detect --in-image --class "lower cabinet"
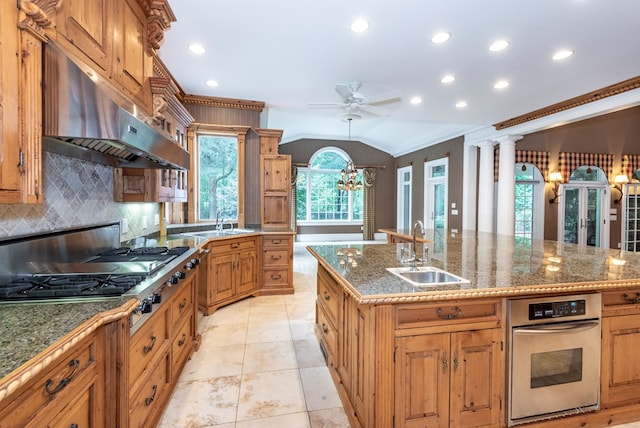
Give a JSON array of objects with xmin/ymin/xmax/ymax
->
[
  {"xmin": 199, "ymin": 236, "xmax": 258, "ymax": 315},
  {"xmin": 394, "ymin": 328, "xmax": 503, "ymax": 428},
  {"xmin": 261, "ymin": 234, "xmax": 294, "ymax": 295},
  {"xmin": 601, "ymin": 288, "xmax": 640, "ymax": 409}
]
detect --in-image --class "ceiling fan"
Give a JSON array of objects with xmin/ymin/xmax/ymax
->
[{"xmin": 308, "ymin": 81, "xmax": 402, "ymax": 121}]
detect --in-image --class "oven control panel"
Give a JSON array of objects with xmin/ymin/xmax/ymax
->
[{"xmin": 529, "ymin": 299, "xmax": 586, "ymax": 320}]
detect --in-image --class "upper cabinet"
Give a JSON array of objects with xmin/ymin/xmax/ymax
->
[{"xmin": 256, "ymin": 129, "xmax": 292, "ymax": 230}]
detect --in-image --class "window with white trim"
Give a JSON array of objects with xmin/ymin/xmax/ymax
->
[{"xmin": 296, "ymin": 148, "xmax": 362, "ymax": 224}]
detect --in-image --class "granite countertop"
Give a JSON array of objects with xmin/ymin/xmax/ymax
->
[{"xmin": 307, "ymin": 230, "xmax": 640, "ymax": 304}]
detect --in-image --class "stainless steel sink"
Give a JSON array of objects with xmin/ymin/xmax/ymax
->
[
  {"xmin": 184, "ymin": 229, "xmax": 254, "ymax": 238},
  {"xmin": 386, "ymin": 266, "xmax": 470, "ymax": 287}
]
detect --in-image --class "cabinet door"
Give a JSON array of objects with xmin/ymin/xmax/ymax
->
[
  {"xmin": 113, "ymin": 0, "xmax": 148, "ymax": 104},
  {"xmin": 55, "ymin": 0, "xmax": 110, "ymax": 72},
  {"xmin": 449, "ymin": 329, "xmax": 503, "ymax": 428},
  {"xmin": 211, "ymin": 253, "xmax": 235, "ymax": 302},
  {"xmin": 601, "ymin": 314, "xmax": 640, "ymax": 408},
  {"xmin": 395, "ymin": 334, "xmax": 450, "ymax": 428},
  {"xmin": 237, "ymin": 249, "xmax": 257, "ymax": 294},
  {"xmin": 263, "ymin": 156, "xmax": 290, "ymax": 192}
]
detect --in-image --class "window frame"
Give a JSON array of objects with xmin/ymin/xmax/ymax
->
[{"xmin": 296, "ymin": 147, "xmax": 363, "ymax": 226}]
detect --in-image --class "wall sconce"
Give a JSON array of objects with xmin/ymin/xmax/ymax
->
[
  {"xmin": 548, "ymin": 171, "xmax": 563, "ymax": 204},
  {"xmin": 612, "ymin": 174, "xmax": 629, "ymax": 204}
]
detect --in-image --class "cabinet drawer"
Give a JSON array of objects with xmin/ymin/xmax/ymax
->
[
  {"xmin": 209, "ymin": 237, "xmax": 256, "ymax": 255},
  {"xmin": 317, "ymin": 267, "xmax": 341, "ymax": 326},
  {"xmin": 263, "ymin": 249, "xmax": 290, "ymax": 267},
  {"xmin": 263, "ymin": 236, "xmax": 291, "ymax": 248},
  {"xmin": 263, "ymin": 269, "xmax": 289, "ymax": 289},
  {"xmin": 603, "ymin": 288, "xmax": 640, "ymax": 316},
  {"xmin": 130, "ymin": 307, "xmax": 168, "ymax": 389},
  {"xmin": 171, "ymin": 278, "xmax": 195, "ymax": 326},
  {"xmin": 129, "ymin": 351, "xmax": 170, "ymax": 428},
  {"xmin": 396, "ymin": 300, "xmax": 501, "ymax": 330},
  {"xmin": 316, "ymin": 303, "xmax": 337, "ymax": 362},
  {"xmin": 0, "ymin": 332, "xmax": 99, "ymax": 428},
  {"xmin": 172, "ymin": 313, "xmax": 194, "ymax": 375}
]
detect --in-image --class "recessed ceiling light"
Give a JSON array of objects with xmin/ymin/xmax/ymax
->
[
  {"xmin": 431, "ymin": 32, "xmax": 451, "ymax": 44},
  {"xmin": 489, "ymin": 40, "xmax": 509, "ymax": 52},
  {"xmin": 494, "ymin": 80, "xmax": 510, "ymax": 89},
  {"xmin": 410, "ymin": 96, "xmax": 422, "ymax": 105},
  {"xmin": 350, "ymin": 19, "xmax": 370, "ymax": 33},
  {"xmin": 553, "ymin": 49, "xmax": 574, "ymax": 60},
  {"xmin": 441, "ymin": 74, "xmax": 455, "ymax": 84},
  {"xmin": 188, "ymin": 43, "xmax": 206, "ymax": 55},
  {"xmin": 206, "ymin": 80, "xmax": 219, "ymax": 87},
  {"xmin": 456, "ymin": 101, "xmax": 468, "ymax": 108}
]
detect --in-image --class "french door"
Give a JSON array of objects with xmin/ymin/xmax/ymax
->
[
  {"xmin": 559, "ymin": 184, "xmax": 609, "ymax": 248},
  {"xmin": 424, "ymin": 159, "xmax": 448, "ymax": 231},
  {"xmin": 397, "ymin": 166, "xmax": 412, "ymax": 230}
]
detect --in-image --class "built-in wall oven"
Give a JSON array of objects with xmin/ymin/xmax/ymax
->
[{"xmin": 508, "ymin": 293, "xmax": 601, "ymax": 426}]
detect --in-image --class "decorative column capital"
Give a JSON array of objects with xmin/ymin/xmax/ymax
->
[
  {"xmin": 496, "ymin": 134, "xmax": 523, "ymax": 145},
  {"xmin": 475, "ymin": 140, "xmax": 498, "ymax": 149},
  {"xmin": 18, "ymin": 0, "xmax": 61, "ymax": 42}
]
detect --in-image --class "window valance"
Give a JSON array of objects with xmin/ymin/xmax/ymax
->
[
  {"xmin": 558, "ymin": 152, "xmax": 613, "ymax": 183},
  {"xmin": 621, "ymin": 154, "xmax": 640, "ymax": 180},
  {"xmin": 493, "ymin": 149, "xmax": 549, "ymax": 181}
]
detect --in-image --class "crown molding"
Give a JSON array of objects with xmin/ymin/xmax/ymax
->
[{"xmin": 183, "ymin": 94, "xmax": 265, "ymax": 112}]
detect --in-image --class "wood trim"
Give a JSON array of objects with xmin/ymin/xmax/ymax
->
[
  {"xmin": 17, "ymin": 0, "xmax": 60, "ymax": 42},
  {"xmin": 190, "ymin": 123, "xmax": 251, "ymax": 136},
  {"xmin": 254, "ymin": 128, "xmax": 284, "ymax": 140},
  {"xmin": 494, "ymin": 76, "xmax": 640, "ymax": 130},
  {"xmin": 183, "ymin": 94, "xmax": 266, "ymax": 112}
]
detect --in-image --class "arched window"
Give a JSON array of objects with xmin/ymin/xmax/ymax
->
[
  {"xmin": 296, "ymin": 148, "xmax": 363, "ymax": 223},
  {"xmin": 515, "ymin": 163, "xmax": 545, "ymax": 239}
]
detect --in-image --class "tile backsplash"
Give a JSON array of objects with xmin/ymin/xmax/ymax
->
[{"xmin": 0, "ymin": 151, "xmax": 159, "ymax": 241}]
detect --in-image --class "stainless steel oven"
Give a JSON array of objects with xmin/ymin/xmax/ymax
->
[{"xmin": 508, "ymin": 293, "xmax": 601, "ymax": 426}]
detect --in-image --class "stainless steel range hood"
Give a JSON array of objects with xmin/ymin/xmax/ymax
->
[{"xmin": 42, "ymin": 43, "xmax": 190, "ymax": 170}]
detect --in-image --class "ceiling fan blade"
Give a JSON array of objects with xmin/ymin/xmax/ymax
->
[
  {"xmin": 308, "ymin": 102, "xmax": 347, "ymax": 109},
  {"xmin": 366, "ymin": 90, "xmax": 403, "ymax": 106},
  {"xmin": 335, "ymin": 84, "xmax": 354, "ymax": 102},
  {"xmin": 360, "ymin": 104, "xmax": 391, "ymax": 117}
]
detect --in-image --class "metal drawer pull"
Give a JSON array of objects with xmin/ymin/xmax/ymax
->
[
  {"xmin": 271, "ymin": 255, "xmax": 281, "ymax": 260},
  {"xmin": 272, "ymin": 240, "xmax": 281, "ymax": 244},
  {"xmin": 231, "ymin": 243, "xmax": 239, "ymax": 249},
  {"xmin": 70, "ymin": 424, "xmax": 78, "ymax": 428},
  {"xmin": 178, "ymin": 333, "xmax": 187, "ymax": 346},
  {"xmin": 145, "ymin": 385, "xmax": 158, "ymax": 406},
  {"xmin": 45, "ymin": 359, "xmax": 80, "ymax": 394},
  {"xmin": 442, "ymin": 351, "xmax": 448, "ymax": 374},
  {"xmin": 623, "ymin": 292, "xmax": 640, "ymax": 304},
  {"xmin": 179, "ymin": 298, "xmax": 187, "ymax": 310},
  {"xmin": 271, "ymin": 274, "xmax": 282, "ymax": 280},
  {"xmin": 322, "ymin": 323, "xmax": 329, "ymax": 334},
  {"xmin": 143, "ymin": 335, "xmax": 157, "ymax": 355},
  {"xmin": 324, "ymin": 291, "xmax": 330, "ymax": 300},
  {"xmin": 453, "ymin": 349, "xmax": 459, "ymax": 372},
  {"xmin": 437, "ymin": 307, "xmax": 462, "ymax": 320}
]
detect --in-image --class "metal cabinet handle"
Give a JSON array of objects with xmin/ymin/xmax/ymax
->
[
  {"xmin": 45, "ymin": 359, "xmax": 80, "ymax": 394},
  {"xmin": 453, "ymin": 349, "xmax": 459, "ymax": 372},
  {"xmin": 323, "ymin": 291, "xmax": 330, "ymax": 301},
  {"xmin": 271, "ymin": 274, "xmax": 282, "ymax": 280},
  {"xmin": 271, "ymin": 255, "xmax": 282, "ymax": 260},
  {"xmin": 272, "ymin": 240, "xmax": 281, "ymax": 244},
  {"xmin": 70, "ymin": 424, "xmax": 78, "ymax": 428},
  {"xmin": 179, "ymin": 298, "xmax": 187, "ymax": 310},
  {"xmin": 437, "ymin": 307, "xmax": 462, "ymax": 320},
  {"xmin": 322, "ymin": 323, "xmax": 329, "ymax": 334},
  {"xmin": 143, "ymin": 335, "xmax": 157, "ymax": 355},
  {"xmin": 442, "ymin": 351, "xmax": 448, "ymax": 374},
  {"xmin": 231, "ymin": 243, "xmax": 239, "ymax": 249},
  {"xmin": 178, "ymin": 333, "xmax": 187, "ymax": 347},
  {"xmin": 145, "ymin": 385, "xmax": 158, "ymax": 406},
  {"xmin": 623, "ymin": 292, "xmax": 640, "ymax": 304}
]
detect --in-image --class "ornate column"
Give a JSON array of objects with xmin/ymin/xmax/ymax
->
[
  {"xmin": 496, "ymin": 135, "xmax": 523, "ymax": 236},
  {"xmin": 362, "ymin": 168, "xmax": 377, "ymax": 240},
  {"xmin": 477, "ymin": 140, "xmax": 497, "ymax": 233}
]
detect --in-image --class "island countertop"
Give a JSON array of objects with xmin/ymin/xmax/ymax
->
[{"xmin": 307, "ymin": 230, "xmax": 640, "ymax": 304}]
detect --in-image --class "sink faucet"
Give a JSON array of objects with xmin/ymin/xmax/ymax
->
[
  {"xmin": 407, "ymin": 220, "xmax": 425, "ymax": 271},
  {"xmin": 215, "ymin": 212, "xmax": 224, "ymax": 232}
]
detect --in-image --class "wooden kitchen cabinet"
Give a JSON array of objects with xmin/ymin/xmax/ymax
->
[
  {"xmin": 261, "ymin": 234, "xmax": 294, "ymax": 295},
  {"xmin": 256, "ymin": 129, "xmax": 292, "ymax": 230},
  {"xmin": 601, "ymin": 288, "xmax": 640, "ymax": 409},
  {"xmin": 199, "ymin": 236, "xmax": 258, "ymax": 315},
  {"xmin": 114, "ymin": 168, "xmax": 187, "ymax": 203},
  {"xmin": 394, "ymin": 328, "xmax": 503, "ymax": 428}
]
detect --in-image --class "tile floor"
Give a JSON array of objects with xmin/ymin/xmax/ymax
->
[
  {"xmin": 158, "ymin": 241, "xmax": 640, "ymax": 428},
  {"xmin": 158, "ymin": 242, "xmax": 349, "ymax": 427}
]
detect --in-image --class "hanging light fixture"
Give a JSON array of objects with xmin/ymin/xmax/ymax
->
[{"xmin": 337, "ymin": 118, "xmax": 363, "ymax": 191}]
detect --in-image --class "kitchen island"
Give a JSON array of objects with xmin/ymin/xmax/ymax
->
[{"xmin": 308, "ymin": 230, "xmax": 640, "ymax": 427}]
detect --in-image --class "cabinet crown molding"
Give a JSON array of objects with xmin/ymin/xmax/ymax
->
[{"xmin": 18, "ymin": 0, "xmax": 60, "ymax": 41}]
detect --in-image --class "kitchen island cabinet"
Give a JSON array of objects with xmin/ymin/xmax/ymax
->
[{"xmin": 308, "ymin": 230, "xmax": 640, "ymax": 428}]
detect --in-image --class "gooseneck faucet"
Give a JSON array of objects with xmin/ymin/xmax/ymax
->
[{"xmin": 407, "ymin": 220, "xmax": 425, "ymax": 271}]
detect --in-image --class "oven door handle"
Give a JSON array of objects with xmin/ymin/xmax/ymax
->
[{"xmin": 513, "ymin": 321, "xmax": 599, "ymax": 335}]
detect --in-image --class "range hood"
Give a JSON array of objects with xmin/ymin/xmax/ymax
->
[{"xmin": 42, "ymin": 43, "xmax": 190, "ymax": 170}]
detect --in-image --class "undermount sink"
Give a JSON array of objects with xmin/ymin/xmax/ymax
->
[
  {"xmin": 184, "ymin": 229, "xmax": 254, "ymax": 238},
  {"xmin": 386, "ymin": 266, "xmax": 470, "ymax": 287}
]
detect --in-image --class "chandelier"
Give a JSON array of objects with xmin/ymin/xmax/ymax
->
[{"xmin": 336, "ymin": 117, "xmax": 363, "ymax": 191}]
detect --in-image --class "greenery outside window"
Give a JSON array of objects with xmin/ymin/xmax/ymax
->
[
  {"xmin": 297, "ymin": 148, "xmax": 363, "ymax": 224},
  {"xmin": 515, "ymin": 163, "xmax": 544, "ymax": 240},
  {"xmin": 197, "ymin": 134, "xmax": 238, "ymax": 221}
]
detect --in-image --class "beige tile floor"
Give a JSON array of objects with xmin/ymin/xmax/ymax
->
[
  {"xmin": 158, "ymin": 242, "xmax": 350, "ymax": 427},
  {"xmin": 159, "ymin": 241, "xmax": 640, "ymax": 428}
]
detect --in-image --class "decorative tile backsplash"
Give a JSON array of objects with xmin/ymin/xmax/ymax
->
[{"xmin": 0, "ymin": 151, "xmax": 159, "ymax": 242}]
